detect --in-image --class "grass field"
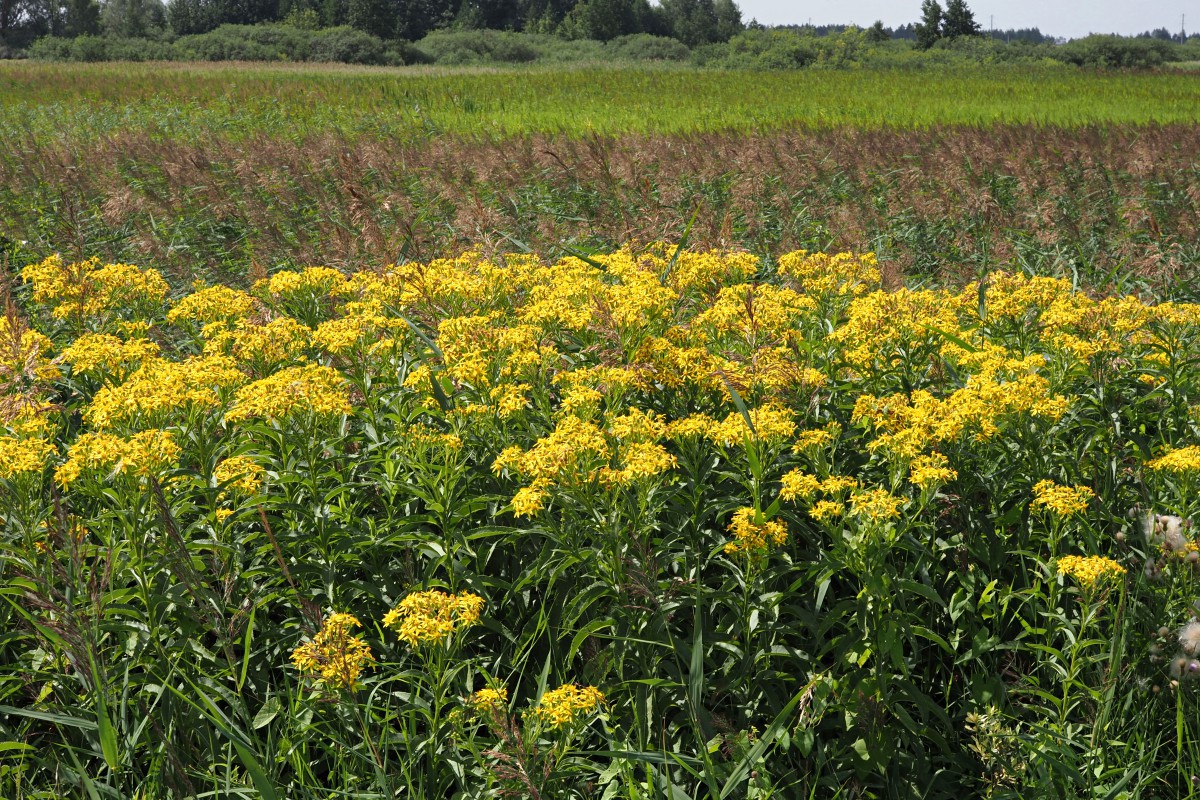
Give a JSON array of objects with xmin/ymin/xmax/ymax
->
[
  {"xmin": 4, "ymin": 61, "xmax": 1200, "ymax": 798},
  {"xmin": 3, "ymin": 62, "xmax": 1200, "ymax": 140}
]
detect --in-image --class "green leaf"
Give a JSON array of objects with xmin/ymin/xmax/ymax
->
[
  {"xmin": 0, "ymin": 706, "xmax": 97, "ymax": 731},
  {"xmin": 919, "ymin": 322, "xmax": 978, "ymax": 354},
  {"xmin": 87, "ymin": 652, "xmax": 119, "ymax": 772},
  {"xmin": 661, "ymin": 206, "xmax": 699, "ymax": 284},
  {"xmin": 567, "ymin": 618, "xmax": 614, "ymax": 663},
  {"xmin": 718, "ymin": 373, "xmax": 755, "ymax": 437}
]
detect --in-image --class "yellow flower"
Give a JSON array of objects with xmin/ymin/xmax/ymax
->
[
  {"xmin": 724, "ymin": 507, "xmax": 788, "ymax": 555},
  {"xmin": 665, "ymin": 414, "xmax": 717, "ymax": 441},
  {"xmin": 1031, "ymin": 480, "xmax": 1094, "ymax": 519},
  {"xmin": 489, "ymin": 383, "xmax": 530, "ymax": 418},
  {"xmin": 777, "ymin": 250, "xmax": 881, "ymax": 297},
  {"xmin": 55, "ymin": 429, "xmax": 180, "ymax": 487},
  {"xmin": 1056, "ymin": 555, "xmax": 1126, "ymax": 590},
  {"xmin": 708, "ymin": 404, "xmax": 796, "ymax": 447},
  {"xmin": 849, "ymin": 488, "xmax": 903, "ymax": 522},
  {"xmin": 61, "ymin": 333, "xmax": 160, "ymax": 379},
  {"xmin": 0, "ymin": 436, "xmax": 55, "ymax": 480},
  {"xmin": 0, "ymin": 316, "xmax": 59, "ymax": 389},
  {"xmin": 533, "ymin": 684, "xmax": 605, "ymax": 730},
  {"xmin": 85, "ymin": 355, "xmax": 244, "ymax": 429},
  {"xmin": 779, "ymin": 469, "xmax": 820, "ymax": 502},
  {"xmin": 382, "ymin": 590, "xmax": 484, "ymax": 648},
  {"xmin": 22, "ymin": 255, "xmax": 168, "ymax": 322},
  {"xmin": 693, "ymin": 282, "xmax": 816, "ymax": 342},
  {"xmin": 205, "ymin": 317, "xmax": 311, "ymax": 370},
  {"xmin": 819, "ymin": 476, "xmax": 859, "ymax": 496},
  {"xmin": 493, "ymin": 416, "xmax": 610, "ymax": 511},
  {"xmin": 290, "ymin": 613, "xmax": 374, "ymax": 691},
  {"xmin": 225, "ymin": 364, "xmax": 352, "ymax": 423},
  {"xmin": 468, "ymin": 687, "xmax": 509, "ymax": 715},
  {"xmin": 792, "ymin": 424, "xmax": 840, "ymax": 454},
  {"xmin": 213, "ymin": 455, "xmax": 265, "ymax": 497},
  {"xmin": 909, "ymin": 453, "xmax": 957, "ymax": 490},
  {"xmin": 1146, "ymin": 446, "xmax": 1200, "ymax": 475},
  {"xmin": 167, "ymin": 284, "xmax": 256, "ymax": 326},
  {"xmin": 809, "ymin": 500, "xmax": 845, "ymax": 523},
  {"xmin": 258, "ymin": 266, "xmax": 345, "ymax": 300},
  {"xmin": 510, "ymin": 483, "xmax": 549, "ymax": 518}
]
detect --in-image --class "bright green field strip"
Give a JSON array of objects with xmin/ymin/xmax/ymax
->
[{"xmin": 3, "ymin": 61, "xmax": 1199, "ymax": 140}]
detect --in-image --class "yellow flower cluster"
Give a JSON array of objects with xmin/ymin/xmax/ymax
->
[
  {"xmin": 831, "ymin": 287, "xmax": 966, "ymax": 371},
  {"xmin": 779, "ymin": 469, "xmax": 820, "ymax": 501},
  {"xmin": 1031, "ymin": 480, "xmax": 1095, "ymax": 519},
  {"xmin": 55, "ymin": 429, "xmax": 180, "ymax": 487},
  {"xmin": 225, "ymin": 364, "xmax": 352, "ymax": 422},
  {"xmin": 725, "ymin": 507, "xmax": 788, "ymax": 555},
  {"xmin": 1146, "ymin": 446, "xmax": 1200, "ymax": 475},
  {"xmin": 290, "ymin": 613, "xmax": 374, "ymax": 690},
  {"xmin": 0, "ymin": 319, "xmax": 59, "ymax": 390},
  {"xmin": 1056, "ymin": 555, "xmax": 1126, "ymax": 590},
  {"xmin": 793, "ymin": 424, "xmax": 840, "ymax": 454},
  {"xmin": 849, "ymin": 488, "xmax": 903, "ymax": 523},
  {"xmin": 708, "ymin": 405, "xmax": 796, "ymax": 447},
  {"xmin": 213, "ymin": 455, "xmax": 265, "ymax": 496},
  {"xmin": 85, "ymin": 355, "xmax": 245, "ymax": 429},
  {"xmin": 533, "ymin": 684, "xmax": 605, "ymax": 729},
  {"xmin": 403, "ymin": 422, "xmax": 464, "ymax": 451},
  {"xmin": 22, "ymin": 255, "xmax": 168, "ymax": 322},
  {"xmin": 776, "ymin": 250, "xmax": 881, "ymax": 298},
  {"xmin": 204, "ymin": 317, "xmax": 311, "ymax": 370},
  {"xmin": 694, "ymin": 283, "xmax": 816, "ymax": 343},
  {"xmin": 257, "ymin": 266, "xmax": 346, "ymax": 300},
  {"xmin": 0, "ymin": 435, "xmax": 55, "ymax": 480},
  {"xmin": 493, "ymin": 416, "xmax": 611, "ymax": 516},
  {"xmin": 311, "ymin": 314, "xmax": 394, "ymax": 355},
  {"xmin": 853, "ymin": 370, "xmax": 1069, "ymax": 461},
  {"xmin": 909, "ymin": 452, "xmax": 957, "ymax": 490},
  {"xmin": 468, "ymin": 686, "xmax": 509, "ymax": 714},
  {"xmin": 809, "ymin": 500, "xmax": 846, "ymax": 522},
  {"xmin": 382, "ymin": 590, "xmax": 484, "ymax": 647},
  {"xmin": 61, "ymin": 333, "xmax": 160, "ymax": 378},
  {"xmin": 167, "ymin": 284, "xmax": 256, "ymax": 325}
]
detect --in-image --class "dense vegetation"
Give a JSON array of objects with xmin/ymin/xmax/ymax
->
[
  {"xmin": 4, "ymin": 48, "xmax": 1200, "ymax": 799},
  {"xmin": 5, "ymin": 244, "xmax": 1200, "ymax": 798},
  {"xmin": 12, "ymin": 24, "xmax": 1200, "ymax": 67}
]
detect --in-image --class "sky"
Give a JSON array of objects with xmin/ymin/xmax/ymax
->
[{"xmin": 734, "ymin": 1, "xmax": 1194, "ymax": 39}]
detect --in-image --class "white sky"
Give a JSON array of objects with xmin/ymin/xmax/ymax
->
[{"xmin": 735, "ymin": 1, "xmax": 1195, "ymax": 39}]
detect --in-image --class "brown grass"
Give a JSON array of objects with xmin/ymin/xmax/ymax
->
[{"xmin": 3, "ymin": 124, "xmax": 1198, "ymax": 289}]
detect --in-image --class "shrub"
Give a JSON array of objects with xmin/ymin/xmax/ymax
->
[
  {"xmin": 308, "ymin": 26, "xmax": 386, "ymax": 65},
  {"xmin": 706, "ymin": 28, "xmax": 820, "ymax": 69},
  {"xmin": 606, "ymin": 32, "xmax": 689, "ymax": 61},
  {"xmin": 1055, "ymin": 35, "xmax": 1175, "ymax": 68},
  {"xmin": 175, "ymin": 23, "xmax": 312, "ymax": 62},
  {"xmin": 415, "ymin": 29, "xmax": 541, "ymax": 65},
  {"xmin": 28, "ymin": 34, "xmax": 179, "ymax": 61}
]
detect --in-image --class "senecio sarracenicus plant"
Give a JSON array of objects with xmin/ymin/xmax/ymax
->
[{"xmin": 16, "ymin": 246, "xmax": 1200, "ymax": 798}]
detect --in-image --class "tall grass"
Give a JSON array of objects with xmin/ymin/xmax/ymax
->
[{"xmin": 2, "ymin": 124, "xmax": 1198, "ymax": 296}]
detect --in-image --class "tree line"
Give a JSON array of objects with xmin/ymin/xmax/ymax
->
[{"xmin": 1, "ymin": 0, "xmax": 743, "ymax": 47}]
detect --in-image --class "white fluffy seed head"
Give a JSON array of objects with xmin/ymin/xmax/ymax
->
[{"xmin": 1180, "ymin": 621, "xmax": 1200, "ymax": 656}]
